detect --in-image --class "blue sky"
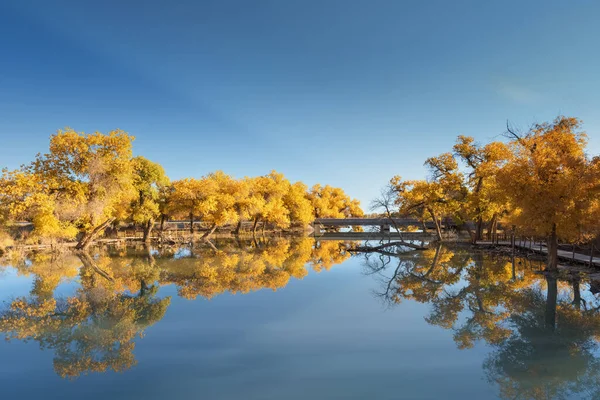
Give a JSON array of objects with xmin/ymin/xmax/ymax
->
[{"xmin": 1, "ymin": 0, "xmax": 599, "ymax": 207}]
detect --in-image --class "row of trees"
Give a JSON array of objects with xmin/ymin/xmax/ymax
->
[
  {"xmin": 0, "ymin": 128, "xmax": 363, "ymax": 250},
  {"xmin": 384, "ymin": 116, "xmax": 600, "ymax": 271}
]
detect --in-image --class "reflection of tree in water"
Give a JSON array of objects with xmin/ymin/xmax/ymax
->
[
  {"xmin": 0, "ymin": 239, "xmax": 353, "ymax": 378},
  {"xmin": 363, "ymin": 245, "xmax": 469, "ymax": 306},
  {"xmin": 365, "ymin": 245, "xmax": 600, "ymax": 399},
  {"xmin": 159, "ymin": 238, "xmax": 354, "ymax": 299},
  {"xmin": 0, "ymin": 252, "xmax": 170, "ymax": 378},
  {"xmin": 484, "ymin": 275, "xmax": 600, "ymax": 400}
]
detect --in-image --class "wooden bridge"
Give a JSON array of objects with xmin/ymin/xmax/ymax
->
[
  {"xmin": 478, "ymin": 240, "xmax": 600, "ymax": 268},
  {"xmin": 312, "ymin": 218, "xmax": 456, "ymax": 234}
]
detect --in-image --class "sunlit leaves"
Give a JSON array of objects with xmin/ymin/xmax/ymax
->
[
  {"xmin": 307, "ymin": 184, "xmax": 363, "ymax": 219},
  {"xmin": 1, "ymin": 128, "xmax": 137, "ymax": 247},
  {"xmin": 129, "ymin": 156, "xmax": 169, "ymax": 228},
  {"xmin": 498, "ymin": 117, "xmax": 600, "ymax": 243}
]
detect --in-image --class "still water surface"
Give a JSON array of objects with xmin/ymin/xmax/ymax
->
[{"xmin": 1, "ymin": 238, "xmax": 599, "ymax": 400}]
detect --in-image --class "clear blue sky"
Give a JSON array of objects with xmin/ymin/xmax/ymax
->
[{"xmin": 1, "ymin": 0, "xmax": 599, "ymax": 208}]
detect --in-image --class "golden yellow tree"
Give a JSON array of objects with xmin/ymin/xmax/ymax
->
[
  {"xmin": 129, "ymin": 156, "xmax": 170, "ymax": 242},
  {"xmin": 230, "ymin": 177, "xmax": 262, "ymax": 234},
  {"xmin": 165, "ymin": 178, "xmax": 208, "ymax": 234},
  {"xmin": 2, "ymin": 129, "xmax": 137, "ymax": 249},
  {"xmin": 167, "ymin": 172, "xmax": 242, "ymax": 238},
  {"xmin": 0, "ymin": 168, "xmax": 78, "ymax": 243},
  {"xmin": 389, "ymin": 152, "xmax": 466, "ymax": 241},
  {"xmin": 308, "ymin": 184, "xmax": 363, "ymax": 219},
  {"xmin": 200, "ymin": 171, "xmax": 241, "ymax": 237},
  {"xmin": 498, "ymin": 117, "xmax": 600, "ymax": 271},
  {"xmin": 391, "ymin": 177, "xmax": 450, "ymax": 241},
  {"xmin": 283, "ymin": 181, "xmax": 314, "ymax": 227},
  {"xmin": 248, "ymin": 171, "xmax": 292, "ymax": 233},
  {"xmin": 453, "ymin": 136, "xmax": 510, "ymax": 242}
]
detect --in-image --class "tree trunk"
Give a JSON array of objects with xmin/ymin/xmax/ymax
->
[
  {"xmin": 456, "ymin": 211, "xmax": 474, "ymax": 243},
  {"xmin": 492, "ymin": 218, "xmax": 498, "ymax": 244},
  {"xmin": 511, "ymin": 226, "xmax": 516, "ymax": 279},
  {"xmin": 511, "ymin": 225, "xmax": 516, "ymax": 253},
  {"xmin": 430, "ymin": 245, "xmax": 441, "ymax": 272},
  {"xmin": 428, "ymin": 208, "xmax": 442, "ymax": 241},
  {"xmin": 572, "ymin": 279, "xmax": 582, "ymax": 310},
  {"xmin": 475, "ymin": 217, "xmax": 483, "ymax": 243},
  {"xmin": 252, "ymin": 218, "xmax": 259, "ymax": 235},
  {"xmin": 189, "ymin": 212, "xmax": 194, "ymax": 234},
  {"xmin": 208, "ymin": 239, "xmax": 220, "ymax": 251},
  {"xmin": 474, "ymin": 177, "xmax": 484, "ymax": 242},
  {"xmin": 201, "ymin": 223, "xmax": 218, "ymax": 240},
  {"xmin": 140, "ymin": 279, "xmax": 148, "ymax": 297},
  {"xmin": 511, "ymin": 257, "xmax": 516, "ymax": 280},
  {"xmin": 143, "ymin": 219, "xmax": 154, "ymax": 243},
  {"xmin": 75, "ymin": 218, "xmax": 115, "ymax": 250},
  {"xmin": 545, "ymin": 275, "xmax": 558, "ymax": 331},
  {"xmin": 486, "ymin": 214, "xmax": 498, "ymax": 242},
  {"xmin": 234, "ymin": 220, "xmax": 242, "ymax": 235},
  {"xmin": 77, "ymin": 251, "xmax": 114, "ymax": 282},
  {"xmin": 546, "ymin": 222, "xmax": 558, "ymax": 272},
  {"xmin": 160, "ymin": 214, "xmax": 166, "ymax": 232},
  {"xmin": 145, "ymin": 243, "xmax": 155, "ymax": 263}
]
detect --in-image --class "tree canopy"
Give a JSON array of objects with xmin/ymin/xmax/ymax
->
[
  {"xmin": 0, "ymin": 129, "xmax": 363, "ymax": 247},
  {"xmin": 378, "ymin": 116, "xmax": 600, "ymax": 270}
]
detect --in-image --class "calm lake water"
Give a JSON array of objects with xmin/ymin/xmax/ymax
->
[{"xmin": 1, "ymin": 238, "xmax": 599, "ymax": 400}]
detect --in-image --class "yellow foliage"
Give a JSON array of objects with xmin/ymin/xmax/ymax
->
[
  {"xmin": 0, "ymin": 230, "xmax": 13, "ymax": 252},
  {"xmin": 1, "ymin": 128, "xmax": 137, "ymax": 247},
  {"xmin": 498, "ymin": 117, "xmax": 599, "ymax": 243},
  {"xmin": 308, "ymin": 184, "xmax": 363, "ymax": 219},
  {"xmin": 160, "ymin": 238, "xmax": 349, "ymax": 299}
]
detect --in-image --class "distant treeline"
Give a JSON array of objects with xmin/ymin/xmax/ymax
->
[
  {"xmin": 377, "ymin": 116, "xmax": 600, "ymax": 271},
  {"xmin": 0, "ymin": 129, "xmax": 363, "ymax": 250}
]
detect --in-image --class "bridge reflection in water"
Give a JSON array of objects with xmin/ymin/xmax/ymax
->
[{"xmin": 311, "ymin": 217, "xmax": 455, "ymax": 243}]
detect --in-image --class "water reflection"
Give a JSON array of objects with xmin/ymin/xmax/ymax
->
[
  {"xmin": 0, "ymin": 238, "xmax": 354, "ymax": 378},
  {"xmin": 0, "ymin": 251, "xmax": 170, "ymax": 379},
  {"xmin": 363, "ymin": 245, "xmax": 600, "ymax": 399},
  {"xmin": 4, "ymin": 241, "xmax": 600, "ymax": 398}
]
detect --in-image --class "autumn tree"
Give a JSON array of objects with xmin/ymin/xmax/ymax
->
[
  {"xmin": 230, "ymin": 177, "xmax": 263, "ymax": 234},
  {"xmin": 390, "ymin": 178, "xmax": 448, "ymax": 241},
  {"xmin": 283, "ymin": 181, "xmax": 314, "ymax": 227},
  {"xmin": 167, "ymin": 172, "xmax": 260, "ymax": 239},
  {"xmin": 248, "ymin": 171, "xmax": 293, "ymax": 233},
  {"xmin": 166, "ymin": 178, "xmax": 200, "ymax": 233},
  {"xmin": 308, "ymin": 184, "xmax": 363, "ymax": 219},
  {"xmin": 498, "ymin": 117, "xmax": 600, "ymax": 271},
  {"xmin": 0, "ymin": 168, "xmax": 78, "ymax": 243},
  {"xmin": 453, "ymin": 136, "xmax": 510, "ymax": 243},
  {"xmin": 388, "ymin": 153, "xmax": 465, "ymax": 241},
  {"xmin": 199, "ymin": 171, "xmax": 241, "ymax": 237},
  {"xmin": 129, "ymin": 156, "xmax": 170, "ymax": 242},
  {"xmin": 1, "ymin": 129, "xmax": 137, "ymax": 249}
]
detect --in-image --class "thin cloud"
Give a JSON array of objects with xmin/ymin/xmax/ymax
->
[{"xmin": 496, "ymin": 81, "xmax": 542, "ymax": 105}]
